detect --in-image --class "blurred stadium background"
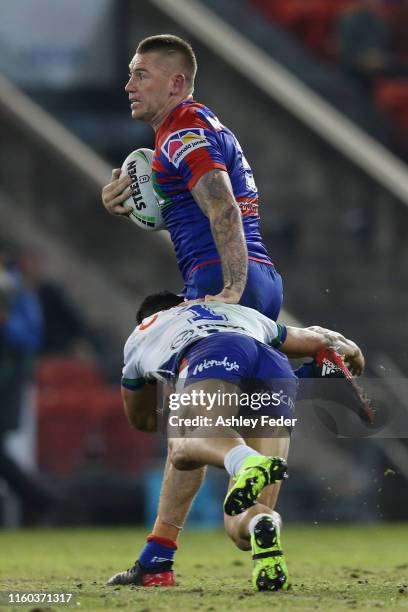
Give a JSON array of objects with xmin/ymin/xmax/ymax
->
[{"xmin": 0, "ymin": 0, "xmax": 408, "ymax": 531}]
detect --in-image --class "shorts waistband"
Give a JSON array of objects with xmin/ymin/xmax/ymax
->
[{"xmin": 188, "ymin": 256, "xmax": 273, "ymax": 278}]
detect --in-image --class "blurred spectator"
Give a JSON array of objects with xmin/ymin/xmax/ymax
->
[
  {"xmin": 335, "ymin": 0, "xmax": 408, "ymax": 90},
  {"xmin": 0, "ymin": 249, "xmax": 18, "ymax": 324},
  {"xmin": 0, "ymin": 241, "xmax": 54, "ymax": 524},
  {"xmin": 19, "ymin": 249, "xmax": 98, "ymax": 359}
]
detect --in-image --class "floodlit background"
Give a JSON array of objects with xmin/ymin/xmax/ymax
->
[{"xmin": 0, "ymin": 0, "xmax": 408, "ymax": 528}]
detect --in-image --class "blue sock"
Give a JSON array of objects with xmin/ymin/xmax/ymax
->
[
  {"xmin": 294, "ymin": 362, "xmax": 314, "ymax": 379},
  {"xmin": 139, "ymin": 534, "xmax": 177, "ymax": 571}
]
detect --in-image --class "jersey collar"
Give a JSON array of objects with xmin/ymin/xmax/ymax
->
[{"xmin": 160, "ymin": 98, "xmax": 197, "ymax": 134}]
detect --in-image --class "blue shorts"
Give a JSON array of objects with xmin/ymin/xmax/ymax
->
[
  {"xmin": 177, "ymin": 332, "xmax": 297, "ymax": 418},
  {"xmin": 183, "ymin": 260, "xmax": 283, "ymax": 321}
]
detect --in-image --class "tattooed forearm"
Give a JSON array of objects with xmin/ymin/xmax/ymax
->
[
  {"xmin": 211, "ymin": 204, "xmax": 247, "ymax": 291},
  {"xmin": 192, "ymin": 170, "xmax": 248, "ymax": 297}
]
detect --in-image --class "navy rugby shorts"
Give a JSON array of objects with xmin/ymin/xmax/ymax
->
[
  {"xmin": 183, "ymin": 260, "xmax": 283, "ymax": 321},
  {"xmin": 177, "ymin": 332, "xmax": 297, "ymax": 419}
]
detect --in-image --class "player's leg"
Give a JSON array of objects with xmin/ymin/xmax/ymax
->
[
  {"xmin": 153, "ymin": 455, "xmax": 205, "ymax": 540},
  {"xmin": 168, "ymin": 375, "xmax": 288, "ymax": 516},
  {"xmin": 137, "ymin": 454, "xmax": 206, "ymax": 583},
  {"xmin": 169, "ymin": 378, "xmax": 243, "ymax": 470},
  {"xmin": 108, "ymin": 377, "xmax": 206, "ymax": 586},
  {"xmin": 223, "ymin": 435, "xmax": 289, "ymax": 548},
  {"xmin": 224, "ymin": 434, "xmax": 291, "ymax": 592},
  {"xmin": 223, "ymin": 341, "xmax": 296, "ymax": 591},
  {"xmin": 107, "ymin": 454, "xmax": 205, "ymax": 586}
]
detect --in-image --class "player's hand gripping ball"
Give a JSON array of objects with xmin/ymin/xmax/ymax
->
[{"xmin": 121, "ymin": 148, "xmax": 165, "ymax": 231}]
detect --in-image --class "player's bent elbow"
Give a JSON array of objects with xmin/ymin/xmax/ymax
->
[
  {"xmin": 124, "ymin": 404, "xmax": 157, "ymax": 432},
  {"xmin": 121, "ymin": 386, "xmax": 157, "ymax": 432}
]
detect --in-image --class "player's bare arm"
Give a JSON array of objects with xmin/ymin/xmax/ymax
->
[
  {"xmin": 191, "ymin": 169, "xmax": 248, "ymax": 303},
  {"xmin": 101, "ymin": 168, "xmax": 133, "ymax": 217},
  {"xmin": 281, "ymin": 326, "xmax": 364, "ymax": 376},
  {"xmin": 121, "ymin": 383, "xmax": 158, "ymax": 432}
]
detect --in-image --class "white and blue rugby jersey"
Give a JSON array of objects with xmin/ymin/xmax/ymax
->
[{"xmin": 122, "ymin": 302, "xmax": 286, "ymax": 389}]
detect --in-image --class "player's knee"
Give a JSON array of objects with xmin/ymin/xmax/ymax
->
[
  {"xmin": 167, "ymin": 439, "xmax": 181, "ymax": 467},
  {"xmin": 171, "ymin": 453, "xmax": 202, "ymax": 470},
  {"xmin": 171, "ymin": 453, "xmax": 189, "ymax": 470},
  {"xmin": 168, "ymin": 442, "xmax": 199, "ymax": 471}
]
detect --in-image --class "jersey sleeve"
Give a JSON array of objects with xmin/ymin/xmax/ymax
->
[
  {"xmin": 160, "ymin": 113, "xmax": 227, "ymax": 190},
  {"xmin": 268, "ymin": 322, "xmax": 288, "ymax": 349},
  {"xmin": 121, "ymin": 336, "xmax": 145, "ymax": 391}
]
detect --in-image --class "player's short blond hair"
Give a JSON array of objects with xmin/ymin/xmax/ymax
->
[{"xmin": 136, "ymin": 34, "xmax": 197, "ymax": 92}]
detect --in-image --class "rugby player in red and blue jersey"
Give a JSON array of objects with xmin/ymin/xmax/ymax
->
[
  {"xmin": 102, "ymin": 34, "xmax": 283, "ymax": 319},
  {"xmin": 152, "ymin": 99, "xmax": 284, "ymax": 318},
  {"xmin": 101, "ymin": 34, "xmax": 282, "ymax": 589}
]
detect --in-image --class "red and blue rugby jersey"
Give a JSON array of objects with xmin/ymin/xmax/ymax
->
[{"xmin": 152, "ymin": 99, "xmax": 272, "ymax": 282}]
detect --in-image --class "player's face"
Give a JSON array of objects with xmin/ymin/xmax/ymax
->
[{"xmin": 125, "ymin": 52, "xmax": 176, "ymax": 123}]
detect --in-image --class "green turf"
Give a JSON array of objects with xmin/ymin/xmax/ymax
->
[{"xmin": 0, "ymin": 525, "xmax": 407, "ymax": 611}]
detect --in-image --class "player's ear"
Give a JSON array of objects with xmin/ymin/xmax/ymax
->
[{"xmin": 171, "ymin": 73, "xmax": 186, "ymax": 95}]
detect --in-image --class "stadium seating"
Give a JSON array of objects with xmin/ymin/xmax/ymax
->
[
  {"xmin": 375, "ymin": 78, "xmax": 408, "ymax": 130},
  {"xmin": 250, "ymin": 0, "xmax": 353, "ymax": 57},
  {"xmin": 37, "ymin": 357, "xmax": 156, "ymax": 475},
  {"xmin": 250, "ymin": 0, "xmax": 408, "ymax": 130},
  {"xmin": 36, "ymin": 356, "xmax": 104, "ymax": 390}
]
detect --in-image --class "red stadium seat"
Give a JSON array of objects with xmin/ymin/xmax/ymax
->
[
  {"xmin": 249, "ymin": 0, "xmax": 359, "ymax": 56},
  {"xmin": 375, "ymin": 79, "xmax": 408, "ymax": 110},
  {"xmin": 89, "ymin": 389, "xmax": 157, "ymax": 472},
  {"xmin": 37, "ymin": 357, "xmax": 112, "ymax": 474},
  {"xmin": 36, "ymin": 356, "xmax": 104, "ymax": 390},
  {"xmin": 37, "ymin": 388, "xmax": 97, "ymax": 473},
  {"xmin": 375, "ymin": 79, "xmax": 408, "ymax": 130},
  {"xmin": 397, "ymin": 108, "xmax": 408, "ymax": 130},
  {"xmin": 36, "ymin": 356, "xmax": 158, "ymax": 474}
]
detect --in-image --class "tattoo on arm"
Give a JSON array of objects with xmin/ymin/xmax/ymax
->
[{"xmin": 192, "ymin": 170, "xmax": 248, "ymax": 296}]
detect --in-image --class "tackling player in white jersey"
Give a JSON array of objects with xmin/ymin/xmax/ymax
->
[{"xmin": 108, "ymin": 292, "xmax": 364, "ymax": 591}]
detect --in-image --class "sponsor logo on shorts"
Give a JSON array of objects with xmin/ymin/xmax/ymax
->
[
  {"xmin": 192, "ymin": 356, "xmax": 240, "ymax": 376},
  {"xmin": 162, "ymin": 128, "xmax": 210, "ymax": 167}
]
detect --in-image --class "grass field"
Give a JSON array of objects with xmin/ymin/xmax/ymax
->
[{"xmin": 0, "ymin": 525, "xmax": 407, "ymax": 611}]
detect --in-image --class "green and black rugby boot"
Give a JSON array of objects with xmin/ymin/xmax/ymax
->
[
  {"xmin": 251, "ymin": 515, "xmax": 290, "ymax": 592},
  {"xmin": 224, "ymin": 455, "xmax": 288, "ymax": 516}
]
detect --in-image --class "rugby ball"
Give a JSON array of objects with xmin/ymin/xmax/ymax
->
[{"xmin": 121, "ymin": 148, "xmax": 165, "ymax": 231}]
